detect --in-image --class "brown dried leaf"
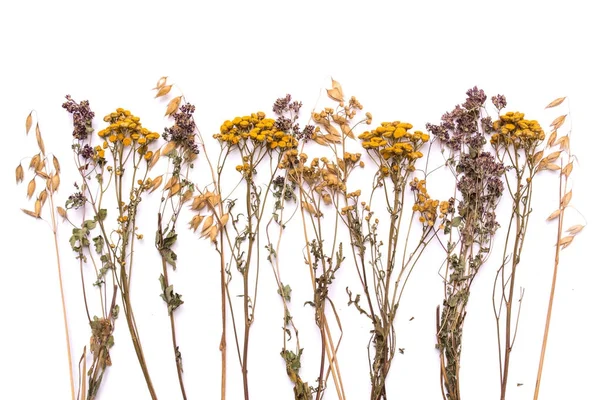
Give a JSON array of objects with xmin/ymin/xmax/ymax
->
[
  {"xmin": 561, "ymin": 190, "xmax": 572, "ymax": 208},
  {"xmin": 547, "ymin": 209, "xmax": 561, "ymax": 221},
  {"xmin": 155, "ymin": 85, "xmax": 172, "ymax": 98},
  {"xmin": 27, "ymin": 178, "xmax": 36, "ymax": 199},
  {"xmin": 545, "ymin": 97, "xmax": 566, "ymax": 109},
  {"xmin": 562, "ymin": 162, "xmax": 573, "ymax": 177},
  {"xmin": 154, "ymin": 76, "xmax": 168, "ymax": 90},
  {"xmin": 546, "ymin": 151, "xmax": 562, "ymax": 163},
  {"xmin": 165, "ymin": 96, "xmax": 182, "ymax": 116},
  {"xmin": 558, "ymin": 235, "xmax": 574, "ymax": 249},
  {"xmin": 566, "ymin": 224, "xmax": 584, "ymax": 235},
  {"xmin": 162, "ymin": 141, "xmax": 177, "ymax": 156},
  {"xmin": 15, "ymin": 164, "xmax": 24, "ymax": 184},
  {"xmin": 551, "ymin": 114, "xmax": 567, "ymax": 130},
  {"xmin": 35, "ymin": 123, "xmax": 45, "ymax": 155},
  {"xmin": 57, "ymin": 206, "xmax": 67, "ymax": 219},
  {"xmin": 53, "ymin": 156, "xmax": 60, "ymax": 173},
  {"xmin": 547, "ymin": 130, "xmax": 557, "ymax": 147},
  {"xmin": 21, "ymin": 208, "xmax": 39, "ymax": 219},
  {"xmin": 26, "ymin": 112, "xmax": 33, "ymax": 134}
]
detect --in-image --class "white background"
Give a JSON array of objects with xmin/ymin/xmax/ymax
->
[{"xmin": 1, "ymin": 1, "xmax": 598, "ymax": 399}]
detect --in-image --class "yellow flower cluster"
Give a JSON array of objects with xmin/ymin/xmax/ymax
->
[
  {"xmin": 410, "ymin": 178, "xmax": 441, "ymax": 227},
  {"xmin": 98, "ymin": 108, "xmax": 159, "ymax": 160},
  {"xmin": 490, "ymin": 112, "xmax": 545, "ymax": 149},
  {"xmin": 359, "ymin": 121, "xmax": 429, "ymax": 162},
  {"xmin": 214, "ymin": 113, "xmax": 298, "ymax": 150}
]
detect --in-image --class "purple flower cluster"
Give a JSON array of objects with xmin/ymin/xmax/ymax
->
[
  {"xmin": 62, "ymin": 95, "xmax": 95, "ymax": 140},
  {"xmin": 163, "ymin": 104, "xmax": 199, "ymax": 155},
  {"xmin": 272, "ymin": 94, "xmax": 315, "ymax": 142}
]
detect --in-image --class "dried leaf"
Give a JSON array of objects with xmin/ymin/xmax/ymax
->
[
  {"xmin": 545, "ymin": 97, "xmax": 566, "ymax": 109},
  {"xmin": 52, "ymin": 156, "xmax": 60, "ymax": 173},
  {"xmin": 545, "ymin": 151, "xmax": 561, "ymax": 163},
  {"xmin": 562, "ymin": 162, "xmax": 573, "ymax": 177},
  {"xmin": 162, "ymin": 141, "xmax": 177, "ymax": 156},
  {"xmin": 558, "ymin": 235, "xmax": 574, "ymax": 249},
  {"xmin": 57, "ymin": 206, "xmax": 67, "ymax": 219},
  {"xmin": 547, "ymin": 130, "xmax": 557, "ymax": 147},
  {"xmin": 15, "ymin": 164, "xmax": 24, "ymax": 184},
  {"xmin": 165, "ymin": 96, "xmax": 182, "ymax": 116},
  {"xmin": 21, "ymin": 208, "xmax": 39, "ymax": 219},
  {"xmin": 26, "ymin": 112, "xmax": 33, "ymax": 134},
  {"xmin": 155, "ymin": 85, "xmax": 172, "ymax": 98},
  {"xmin": 547, "ymin": 209, "xmax": 561, "ymax": 221},
  {"xmin": 153, "ymin": 76, "xmax": 168, "ymax": 90},
  {"xmin": 27, "ymin": 178, "xmax": 36, "ymax": 199},
  {"xmin": 35, "ymin": 123, "xmax": 45, "ymax": 155},
  {"xmin": 551, "ymin": 114, "xmax": 567, "ymax": 130},
  {"xmin": 561, "ymin": 190, "xmax": 572, "ymax": 208},
  {"xmin": 566, "ymin": 225, "xmax": 584, "ymax": 235}
]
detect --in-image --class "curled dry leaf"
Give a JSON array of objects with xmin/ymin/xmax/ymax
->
[
  {"xmin": 154, "ymin": 76, "xmax": 168, "ymax": 90},
  {"xmin": 26, "ymin": 112, "xmax": 33, "ymax": 134},
  {"xmin": 57, "ymin": 206, "xmax": 68, "ymax": 219},
  {"xmin": 27, "ymin": 178, "xmax": 36, "ymax": 199},
  {"xmin": 558, "ymin": 235, "xmax": 574, "ymax": 249},
  {"xmin": 562, "ymin": 162, "xmax": 573, "ymax": 177},
  {"xmin": 545, "ymin": 97, "xmax": 566, "ymax": 109},
  {"xmin": 53, "ymin": 156, "xmax": 60, "ymax": 173},
  {"xmin": 162, "ymin": 141, "xmax": 177, "ymax": 156},
  {"xmin": 15, "ymin": 164, "xmax": 24, "ymax": 184},
  {"xmin": 155, "ymin": 85, "xmax": 173, "ymax": 98},
  {"xmin": 165, "ymin": 96, "xmax": 182, "ymax": 116},
  {"xmin": 36, "ymin": 123, "xmax": 46, "ymax": 155},
  {"xmin": 566, "ymin": 225, "xmax": 584, "ymax": 235},
  {"xmin": 547, "ymin": 209, "xmax": 561, "ymax": 221},
  {"xmin": 561, "ymin": 190, "xmax": 572, "ymax": 208}
]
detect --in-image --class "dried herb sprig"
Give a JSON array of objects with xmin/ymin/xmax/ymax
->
[
  {"xmin": 16, "ymin": 112, "xmax": 76, "ymax": 400},
  {"xmin": 152, "ymin": 86, "xmax": 201, "ymax": 399},
  {"xmin": 487, "ymin": 99, "xmax": 547, "ymax": 400},
  {"xmin": 64, "ymin": 99, "xmax": 161, "ymax": 399},
  {"xmin": 427, "ymin": 87, "xmax": 505, "ymax": 400},
  {"xmin": 342, "ymin": 114, "xmax": 437, "ymax": 399},
  {"xmin": 533, "ymin": 97, "xmax": 584, "ymax": 399}
]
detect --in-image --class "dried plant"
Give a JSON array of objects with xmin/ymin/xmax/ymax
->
[
  {"xmin": 64, "ymin": 98, "xmax": 161, "ymax": 399},
  {"xmin": 151, "ymin": 81, "xmax": 203, "ymax": 399},
  {"xmin": 427, "ymin": 87, "xmax": 505, "ymax": 400},
  {"xmin": 272, "ymin": 93, "xmax": 348, "ymax": 399},
  {"xmin": 533, "ymin": 97, "xmax": 584, "ymax": 399},
  {"xmin": 16, "ymin": 112, "xmax": 76, "ymax": 400}
]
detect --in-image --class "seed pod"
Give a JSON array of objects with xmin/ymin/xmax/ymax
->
[
  {"xmin": 15, "ymin": 164, "xmax": 24, "ymax": 183},
  {"xmin": 27, "ymin": 178, "xmax": 36, "ymax": 198},
  {"xmin": 57, "ymin": 206, "xmax": 68, "ymax": 219}
]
